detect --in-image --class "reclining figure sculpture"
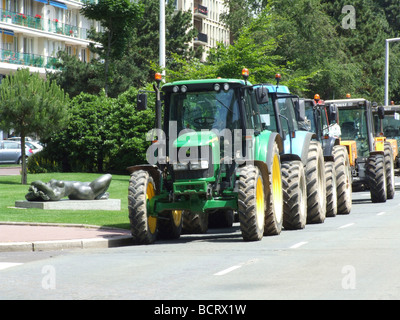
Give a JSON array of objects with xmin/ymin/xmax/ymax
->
[{"xmin": 25, "ymin": 174, "xmax": 112, "ymax": 201}]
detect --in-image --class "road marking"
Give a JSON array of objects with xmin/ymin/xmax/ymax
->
[
  {"xmin": 338, "ymin": 223, "xmax": 355, "ymax": 229},
  {"xmin": 214, "ymin": 265, "xmax": 242, "ymax": 276},
  {"xmin": 214, "ymin": 259, "xmax": 259, "ymax": 276},
  {"xmin": 0, "ymin": 262, "xmax": 22, "ymax": 271},
  {"xmin": 290, "ymin": 241, "xmax": 308, "ymax": 249},
  {"xmin": 377, "ymin": 212, "xmax": 386, "ymax": 216}
]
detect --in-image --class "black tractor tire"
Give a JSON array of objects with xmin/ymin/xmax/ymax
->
[
  {"xmin": 238, "ymin": 165, "xmax": 265, "ymax": 241},
  {"xmin": 332, "ymin": 145, "xmax": 352, "ymax": 215},
  {"xmin": 158, "ymin": 210, "xmax": 183, "ymax": 240},
  {"xmin": 281, "ymin": 160, "xmax": 307, "ymax": 230},
  {"xmin": 384, "ymin": 142, "xmax": 395, "ymax": 200},
  {"xmin": 264, "ymin": 142, "xmax": 283, "ymax": 236},
  {"xmin": 128, "ymin": 170, "xmax": 158, "ymax": 245},
  {"xmin": 182, "ymin": 211, "xmax": 208, "ymax": 234},
  {"xmin": 305, "ymin": 141, "xmax": 326, "ymax": 224},
  {"xmin": 366, "ymin": 154, "xmax": 387, "ymax": 203},
  {"xmin": 325, "ymin": 161, "xmax": 338, "ymax": 218},
  {"xmin": 208, "ymin": 210, "xmax": 234, "ymax": 228}
]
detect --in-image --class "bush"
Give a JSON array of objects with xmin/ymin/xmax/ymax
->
[{"xmin": 27, "ymin": 151, "xmax": 62, "ymax": 174}]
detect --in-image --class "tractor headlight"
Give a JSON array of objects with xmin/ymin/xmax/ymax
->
[
  {"xmin": 189, "ymin": 160, "xmax": 209, "ymax": 170},
  {"xmin": 173, "ymin": 163, "xmax": 188, "ymax": 171}
]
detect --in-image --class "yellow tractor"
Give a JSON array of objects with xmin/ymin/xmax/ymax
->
[
  {"xmin": 325, "ymin": 98, "xmax": 395, "ymax": 202},
  {"xmin": 373, "ymin": 104, "xmax": 400, "ymax": 175}
]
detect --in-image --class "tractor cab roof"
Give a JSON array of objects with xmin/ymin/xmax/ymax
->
[
  {"xmin": 254, "ymin": 84, "xmax": 290, "ymax": 94},
  {"xmin": 161, "ymin": 78, "xmax": 249, "ymax": 93},
  {"xmin": 325, "ymin": 98, "xmax": 369, "ymax": 108}
]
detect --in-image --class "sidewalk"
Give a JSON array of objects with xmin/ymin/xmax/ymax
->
[{"xmin": 0, "ymin": 222, "xmax": 134, "ymax": 252}]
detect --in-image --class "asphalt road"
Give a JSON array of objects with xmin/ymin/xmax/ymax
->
[{"xmin": 1, "ymin": 178, "xmax": 400, "ymax": 301}]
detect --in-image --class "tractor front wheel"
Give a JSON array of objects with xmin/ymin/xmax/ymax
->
[
  {"xmin": 128, "ymin": 170, "xmax": 158, "ymax": 245},
  {"xmin": 238, "ymin": 165, "xmax": 265, "ymax": 241}
]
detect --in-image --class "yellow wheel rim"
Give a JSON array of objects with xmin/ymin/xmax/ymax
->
[
  {"xmin": 256, "ymin": 176, "xmax": 265, "ymax": 227},
  {"xmin": 172, "ymin": 210, "xmax": 182, "ymax": 227},
  {"xmin": 272, "ymin": 154, "xmax": 283, "ymax": 223},
  {"xmin": 146, "ymin": 182, "xmax": 157, "ymax": 234}
]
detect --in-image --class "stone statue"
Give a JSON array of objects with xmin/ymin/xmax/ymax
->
[{"xmin": 25, "ymin": 174, "xmax": 112, "ymax": 201}]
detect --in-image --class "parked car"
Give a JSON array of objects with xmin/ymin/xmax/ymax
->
[
  {"xmin": 25, "ymin": 141, "xmax": 43, "ymax": 154},
  {"xmin": 0, "ymin": 140, "xmax": 34, "ymax": 164}
]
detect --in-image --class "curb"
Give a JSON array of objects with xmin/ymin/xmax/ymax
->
[{"xmin": 0, "ymin": 222, "xmax": 134, "ymax": 252}]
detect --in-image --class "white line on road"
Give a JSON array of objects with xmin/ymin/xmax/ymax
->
[
  {"xmin": 290, "ymin": 241, "xmax": 308, "ymax": 249},
  {"xmin": 0, "ymin": 262, "xmax": 22, "ymax": 271},
  {"xmin": 214, "ymin": 265, "xmax": 242, "ymax": 276},
  {"xmin": 377, "ymin": 212, "xmax": 386, "ymax": 216},
  {"xmin": 214, "ymin": 259, "xmax": 259, "ymax": 276},
  {"xmin": 338, "ymin": 223, "xmax": 355, "ymax": 229}
]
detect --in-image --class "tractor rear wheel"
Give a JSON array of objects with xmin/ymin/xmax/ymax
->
[
  {"xmin": 158, "ymin": 210, "xmax": 183, "ymax": 239},
  {"xmin": 282, "ymin": 160, "xmax": 307, "ymax": 230},
  {"xmin": 182, "ymin": 211, "xmax": 208, "ymax": 234},
  {"xmin": 128, "ymin": 170, "xmax": 158, "ymax": 244},
  {"xmin": 384, "ymin": 142, "xmax": 395, "ymax": 200},
  {"xmin": 305, "ymin": 141, "xmax": 326, "ymax": 224},
  {"xmin": 264, "ymin": 143, "xmax": 283, "ymax": 236},
  {"xmin": 238, "ymin": 165, "xmax": 265, "ymax": 241},
  {"xmin": 332, "ymin": 145, "xmax": 352, "ymax": 215},
  {"xmin": 325, "ymin": 161, "xmax": 337, "ymax": 218},
  {"xmin": 366, "ymin": 154, "xmax": 387, "ymax": 203}
]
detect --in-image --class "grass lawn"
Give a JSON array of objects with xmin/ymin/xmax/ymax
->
[{"xmin": 0, "ymin": 172, "xmax": 131, "ymax": 230}]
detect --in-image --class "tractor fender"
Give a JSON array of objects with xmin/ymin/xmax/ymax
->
[
  {"xmin": 265, "ymin": 132, "xmax": 284, "ymax": 171},
  {"xmin": 323, "ymin": 136, "xmax": 340, "ymax": 159},
  {"xmin": 127, "ymin": 164, "xmax": 162, "ymax": 194},
  {"xmin": 284, "ymin": 131, "xmax": 315, "ymax": 165}
]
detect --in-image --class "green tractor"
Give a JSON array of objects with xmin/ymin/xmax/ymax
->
[{"xmin": 128, "ymin": 70, "xmax": 284, "ymax": 244}]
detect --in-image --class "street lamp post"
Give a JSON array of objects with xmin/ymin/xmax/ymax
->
[
  {"xmin": 160, "ymin": 0, "xmax": 166, "ymax": 79},
  {"xmin": 385, "ymin": 37, "xmax": 400, "ymax": 106}
]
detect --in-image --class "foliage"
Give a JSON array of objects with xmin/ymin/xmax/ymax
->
[
  {"xmin": 0, "ymin": 68, "xmax": 68, "ymax": 183},
  {"xmin": 42, "ymin": 87, "xmax": 154, "ymax": 173}
]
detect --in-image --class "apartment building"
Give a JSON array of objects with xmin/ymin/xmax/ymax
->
[
  {"xmin": 0, "ymin": 0, "xmax": 98, "ymax": 79},
  {"xmin": 173, "ymin": 0, "xmax": 229, "ymax": 61}
]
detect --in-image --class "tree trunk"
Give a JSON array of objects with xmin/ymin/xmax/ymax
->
[{"xmin": 20, "ymin": 133, "xmax": 27, "ymax": 185}]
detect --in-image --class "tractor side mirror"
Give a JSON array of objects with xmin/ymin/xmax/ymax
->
[
  {"xmin": 328, "ymin": 104, "xmax": 338, "ymax": 123},
  {"xmin": 294, "ymin": 99, "xmax": 306, "ymax": 122},
  {"xmin": 255, "ymin": 86, "xmax": 269, "ymax": 104},
  {"xmin": 137, "ymin": 93, "xmax": 148, "ymax": 111},
  {"xmin": 378, "ymin": 106, "xmax": 385, "ymax": 119}
]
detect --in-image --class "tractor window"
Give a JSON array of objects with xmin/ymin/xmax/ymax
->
[
  {"xmin": 338, "ymin": 107, "xmax": 369, "ymax": 157},
  {"xmin": 277, "ymin": 97, "xmax": 299, "ymax": 135},
  {"xmin": 258, "ymin": 96, "xmax": 278, "ymax": 132},
  {"xmin": 243, "ymin": 90, "xmax": 262, "ymax": 132},
  {"xmin": 168, "ymin": 88, "xmax": 241, "ymax": 134}
]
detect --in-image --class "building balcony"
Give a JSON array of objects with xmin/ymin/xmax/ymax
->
[
  {"xmin": 194, "ymin": 32, "xmax": 207, "ymax": 46},
  {"xmin": 0, "ymin": 9, "xmax": 90, "ymax": 40},
  {"xmin": 0, "ymin": 48, "xmax": 60, "ymax": 70},
  {"xmin": 194, "ymin": 4, "xmax": 208, "ymax": 19}
]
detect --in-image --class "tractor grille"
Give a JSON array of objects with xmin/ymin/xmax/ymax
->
[{"xmin": 173, "ymin": 146, "xmax": 214, "ymax": 180}]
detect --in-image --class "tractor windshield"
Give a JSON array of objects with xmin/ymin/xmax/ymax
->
[
  {"xmin": 168, "ymin": 88, "xmax": 242, "ymax": 133},
  {"xmin": 338, "ymin": 107, "xmax": 370, "ymax": 157},
  {"xmin": 374, "ymin": 111, "xmax": 400, "ymax": 143}
]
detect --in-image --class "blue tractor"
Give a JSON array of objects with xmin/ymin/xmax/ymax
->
[
  {"xmin": 298, "ymin": 95, "xmax": 352, "ymax": 216},
  {"xmin": 254, "ymin": 76, "xmax": 326, "ymax": 230}
]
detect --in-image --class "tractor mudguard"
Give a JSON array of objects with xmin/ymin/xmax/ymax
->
[
  {"xmin": 323, "ymin": 136, "xmax": 340, "ymax": 158},
  {"xmin": 127, "ymin": 164, "xmax": 162, "ymax": 194},
  {"xmin": 284, "ymin": 131, "xmax": 315, "ymax": 165},
  {"xmin": 265, "ymin": 132, "xmax": 284, "ymax": 172}
]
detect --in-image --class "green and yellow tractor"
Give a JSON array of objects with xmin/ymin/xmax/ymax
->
[{"xmin": 128, "ymin": 70, "xmax": 284, "ymax": 244}]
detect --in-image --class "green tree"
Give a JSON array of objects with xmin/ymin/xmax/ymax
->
[
  {"xmin": 0, "ymin": 68, "xmax": 69, "ymax": 184},
  {"xmin": 80, "ymin": 0, "xmax": 144, "ymax": 96}
]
